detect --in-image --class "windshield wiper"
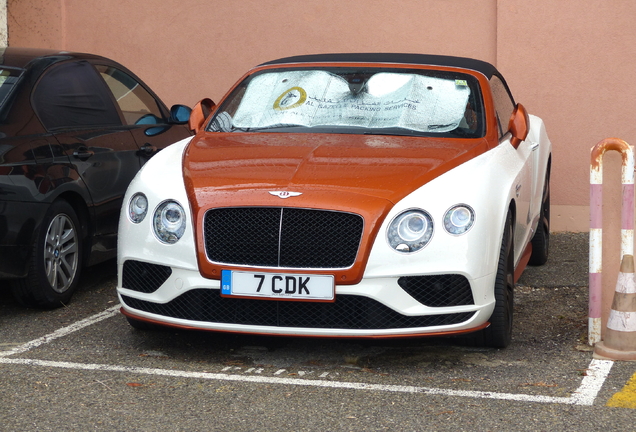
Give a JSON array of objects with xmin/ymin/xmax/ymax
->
[
  {"xmin": 427, "ymin": 123, "xmax": 454, "ymax": 130},
  {"xmin": 242, "ymin": 124, "xmax": 306, "ymax": 132}
]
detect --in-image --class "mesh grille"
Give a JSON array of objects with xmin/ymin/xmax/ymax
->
[
  {"xmin": 204, "ymin": 207, "xmax": 363, "ymax": 268},
  {"xmin": 121, "ymin": 290, "xmax": 475, "ymax": 330},
  {"xmin": 398, "ymin": 275, "xmax": 474, "ymax": 307},
  {"xmin": 122, "ymin": 260, "xmax": 172, "ymax": 294}
]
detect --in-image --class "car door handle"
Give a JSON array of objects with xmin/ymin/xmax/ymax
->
[
  {"xmin": 139, "ymin": 143, "xmax": 157, "ymax": 156},
  {"xmin": 72, "ymin": 147, "xmax": 94, "ymax": 161},
  {"xmin": 530, "ymin": 141, "xmax": 540, "ymax": 151}
]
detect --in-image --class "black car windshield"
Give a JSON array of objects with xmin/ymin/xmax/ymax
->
[
  {"xmin": 208, "ymin": 67, "xmax": 484, "ymax": 138},
  {"xmin": 0, "ymin": 67, "xmax": 24, "ymax": 110}
]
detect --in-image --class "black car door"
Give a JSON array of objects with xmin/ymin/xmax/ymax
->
[
  {"xmin": 93, "ymin": 64, "xmax": 191, "ymax": 162},
  {"xmin": 31, "ymin": 60, "xmax": 143, "ymax": 244}
]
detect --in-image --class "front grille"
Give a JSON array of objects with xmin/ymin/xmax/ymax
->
[
  {"xmin": 398, "ymin": 275, "xmax": 474, "ymax": 307},
  {"xmin": 121, "ymin": 290, "xmax": 475, "ymax": 330},
  {"xmin": 204, "ymin": 207, "xmax": 364, "ymax": 268},
  {"xmin": 122, "ymin": 260, "xmax": 172, "ymax": 293}
]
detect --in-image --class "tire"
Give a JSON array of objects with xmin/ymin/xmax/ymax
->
[
  {"xmin": 470, "ymin": 211, "xmax": 514, "ymax": 348},
  {"xmin": 528, "ymin": 168, "xmax": 550, "ymax": 266},
  {"xmin": 11, "ymin": 200, "xmax": 83, "ymax": 309}
]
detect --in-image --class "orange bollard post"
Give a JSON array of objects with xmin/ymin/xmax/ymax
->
[{"xmin": 594, "ymin": 254, "xmax": 636, "ymax": 361}]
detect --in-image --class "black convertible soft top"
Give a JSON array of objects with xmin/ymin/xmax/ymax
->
[{"xmin": 260, "ymin": 53, "xmax": 500, "ymax": 79}]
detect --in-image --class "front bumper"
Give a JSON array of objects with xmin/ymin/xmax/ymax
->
[{"xmin": 118, "ymin": 261, "xmax": 496, "ymax": 337}]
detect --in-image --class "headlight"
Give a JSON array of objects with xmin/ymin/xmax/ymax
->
[
  {"xmin": 387, "ymin": 209, "xmax": 433, "ymax": 253},
  {"xmin": 443, "ymin": 204, "xmax": 475, "ymax": 235},
  {"xmin": 128, "ymin": 193, "xmax": 148, "ymax": 223},
  {"xmin": 153, "ymin": 200, "xmax": 186, "ymax": 244}
]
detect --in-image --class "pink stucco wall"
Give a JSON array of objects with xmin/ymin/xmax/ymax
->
[
  {"xmin": 7, "ymin": 0, "xmax": 498, "ymax": 103},
  {"xmin": 10, "ymin": 0, "xmax": 633, "ymax": 231},
  {"xmin": 497, "ymin": 1, "xmax": 635, "ymax": 230},
  {"xmin": 495, "ymin": 1, "xmax": 635, "ymax": 334}
]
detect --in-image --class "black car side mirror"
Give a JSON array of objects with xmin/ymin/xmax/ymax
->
[{"xmin": 169, "ymin": 104, "xmax": 192, "ymax": 124}]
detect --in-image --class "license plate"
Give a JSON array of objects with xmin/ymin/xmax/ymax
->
[{"xmin": 221, "ymin": 270, "xmax": 335, "ymax": 301}]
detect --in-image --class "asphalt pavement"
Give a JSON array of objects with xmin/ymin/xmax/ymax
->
[
  {"xmin": 518, "ymin": 231, "xmax": 589, "ymax": 289},
  {"xmin": 2, "ymin": 231, "xmax": 636, "ymax": 431}
]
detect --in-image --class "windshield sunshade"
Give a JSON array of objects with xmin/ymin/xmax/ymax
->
[{"xmin": 209, "ymin": 68, "xmax": 484, "ymax": 137}]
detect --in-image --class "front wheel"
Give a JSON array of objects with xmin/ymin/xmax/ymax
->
[
  {"xmin": 528, "ymin": 168, "xmax": 550, "ymax": 266},
  {"xmin": 11, "ymin": 200, "xmax": 83, "ymax": 308},
  {"xmin": 469, "ymin": 211, "xmax": 514, "ymax": 348}
]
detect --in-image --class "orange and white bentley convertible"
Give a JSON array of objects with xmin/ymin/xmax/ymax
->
[{"xmin": 117, "ymin": 54, "xmax": 551, "ymax": 347}]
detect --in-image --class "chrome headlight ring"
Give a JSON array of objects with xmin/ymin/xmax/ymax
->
[
  {"xmin": 386, "ymin": 209, "xmax": 434, "ymax": 253},
  {"xmin": 128, "ymin": 192, "xmax": 148, "ymax": 223},
  {"xmin": 153, "ymin": 200, "xmax": 186, "ymax": 244},
  {"xmin": 443, "ymin": 204, "xmax": 475, "ymax": 235}
]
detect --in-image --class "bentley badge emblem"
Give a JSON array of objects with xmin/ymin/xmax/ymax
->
[{"xmin": 269, "ymin": 191, "xmax": 302, "ymax": 199}]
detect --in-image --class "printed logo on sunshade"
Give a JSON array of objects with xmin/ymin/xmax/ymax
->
[{"xmin": 273, "ymin": 87, "xmax": 307, "ymax": 111}]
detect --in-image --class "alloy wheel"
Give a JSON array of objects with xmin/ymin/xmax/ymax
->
[{"xmin": 44, "ymin": 214, "xmax": 79, "ymax": 293}]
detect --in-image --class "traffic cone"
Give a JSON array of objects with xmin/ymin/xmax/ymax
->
[{"xmin": 594, "ymin": 254, "xmax": 636, "ymax": 361}]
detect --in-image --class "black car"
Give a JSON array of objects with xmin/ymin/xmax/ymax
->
[{"xmin": 0, "ymin": 48, "xmax": 193, "ymax": 308}]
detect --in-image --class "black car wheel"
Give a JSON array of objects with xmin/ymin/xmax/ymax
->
[
  {"xmin": 11, "ymin": 200, "xmax": 83, "ymax": 308},
  {"xmin": 528, "ymin": 168, "xmax": 550, "ymax": 266},
  {"xmin": 467, "ymin": 211, "xmax": 514, "ymax": 348}
]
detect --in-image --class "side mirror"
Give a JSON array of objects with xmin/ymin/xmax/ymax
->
[
  {"xmin": 169, "ymin": 104, "xmax": 192, "ymax": 124},
  {"xmin": 508, "ymin": 103, "xmax": 529, "ymax": 149},
  {"xmin": 188, "ymin": 98, "xmax": 216, "ymax": 133}
]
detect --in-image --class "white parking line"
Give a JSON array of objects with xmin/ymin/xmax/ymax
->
[
  {"xmin": 0, "ymin": 306, "xmax": 614, "ymax": 406},
  {"xmin": 0, "ymin": 305, "xmax": 120, "ymax": 358}
]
